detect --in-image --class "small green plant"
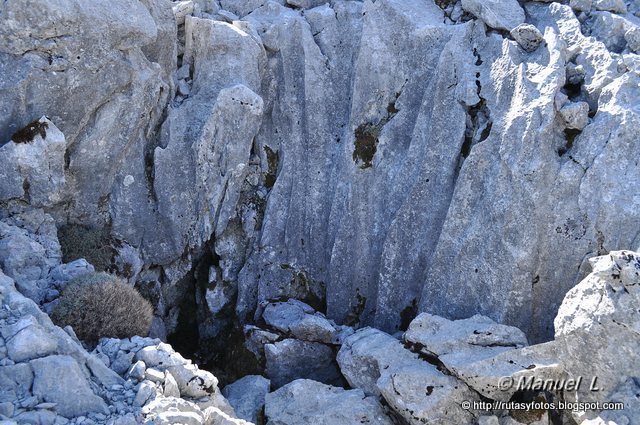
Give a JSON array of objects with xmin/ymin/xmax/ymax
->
[
  {"xmin": 51, "ymin": 272, "xmax": 153, "ymax": 344},
  {"xmin": 58, "ymin": 224, "xmax": 114, "ymax": 272}
]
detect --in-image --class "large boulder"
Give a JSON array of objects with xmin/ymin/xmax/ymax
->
[
  {"xmin": 31, "ymin": 355, "xmax": 109, "ymax": 417},
  {"xmin": 264, "ymin": 379, "xmax": 393, "ymax": 425},
  {"xmin": 554, "ymin": 250, "xmax": 640, "ymax": 423},
  {"xmin": 338, "ymin": 327, "xmax": 478, "ymax": 424}
]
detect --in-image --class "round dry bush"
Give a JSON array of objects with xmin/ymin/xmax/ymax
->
[{"xmin": 51, "ymin": 272, "xmax": 154, "ymax": 344}]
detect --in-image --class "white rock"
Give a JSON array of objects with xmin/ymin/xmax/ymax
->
[
  {"xmin": 134, "ymin": 380, "xmax": 157, "ymax": 407},
  {"xmin": 404, "ymin": 313, "xmax": 528, "ymax": 369},
  {"xmin": 127, "ymin": 361, "xmax": 146, "ymax": 381},
  {"xmin": 461, "ymin": 0, "xmax": 525, "ymax": 31}
]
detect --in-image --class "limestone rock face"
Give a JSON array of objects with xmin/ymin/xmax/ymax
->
[
  {"xmin": 264, "ymin": 379, "xmax": 393, "ymax": 425},
  {"xmin": 0, "ymin": 0, "xmax": 637, "ymax": 347}
]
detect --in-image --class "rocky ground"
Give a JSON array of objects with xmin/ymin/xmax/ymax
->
[
  {"xmin": 1, "ymin": 0, "xmax": 639, "ymax": 424},
  {"xmin": 1, "ymin": 216, "xmax": 639, "ymax": 424}
]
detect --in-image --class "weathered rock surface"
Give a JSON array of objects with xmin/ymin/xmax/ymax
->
[
  {"xmin": 264, "ymin": 379, "xmax": 393, "ymax": 425},
  {"xmin": 338, "ymin": 327, "xmax": 478, "ymax": 424},
  {"xmin": 223, "ymin": 375, "xmax": 270, "ymax": 424},
  {"xmin": 554, "ymin": 251, "xmax": 640, "ymax": 422},
  {"xmin": 461, "ymin": 0, "xmax": 525, "ymax": 31},
  {"xmin": 265, "ymin": 338, "xmax": 343, "ymax": 389}
]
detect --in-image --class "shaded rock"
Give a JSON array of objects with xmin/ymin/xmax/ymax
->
[
  {"xmin": 265, "ymin": 379, "xmax": 393, "ymax": 425},
  {"xmin": 461, "ymin": 0, "xmax": 525, "ymax": 31},
  {"xmin": 0, "ymin": 363, "xmax": 33, "ymax": 399},
  {"xmin": 5, "ymin": 321, "xmax": 58, "ymax": 362},
  {"xmin": 338, "ymin": 328, "xmax": 478, "ymax": 424},
  {"xmin": 262, "ymin": 300, "xmax": 338, "ymax": 343},
  {"xmin": 0, "ymin": 211, "xmax": 61, "ymax": 303},
  {"xmin": 265, "ymin": 339, "xmax": 343, "ymax": 389},
  {"xmin": 223, "ymin": 375, "xmax": 270, "ymax": 424},
  {"xmin": 31, "ymin": 355, "xmax": 108, "ymax": 417}
]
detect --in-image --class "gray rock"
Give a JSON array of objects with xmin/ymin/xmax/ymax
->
[
  {"xmin": 13, "ymin": 410, "xmax": 57, "ymax": 425},
  {"xmin": 0, "ymin": 211, "xmax": 61, "ymax": 303},
  {"xmin": 404, "ymin": 313, "xmax": 528, "ymax": 368},
  {"xmin": 554, "ymin": 251, "xmax": 640, "ymax": 409},
  {"xmin": 127, "ymin": 361, "xmax": 147, "ymax": 381},
  {"xmin": 625, "ymin": 27, "xmax": 640, "ymax": 53},
  {"xmin": 0, "ymin": 363, "xmax": 33, "ymax": 399},
  {"xmin": 559, "ymin": 101, "xmax": 590, "ymax": 130},
  {"xmin": 452, "ymin": 341, "xmax": 563, "ymax": 401},
  {"xmin": 86, "ymin": 355, "xmax": 124, "ymax": 387},
  {"xmin": 31, "ymin": 355, "xmax": 108, "ymax": 417},
  {"xmin": 286, "ymin": 0, "xmax": 327, "ymax": 10},
  {"xmin": 222, "ymin": 375, "xmax": 270, "ymax": 424},
  {"xmin": 265, "ymin": 379, "xmax": 393, "ymax": 425},
  {"xmin": 243, "ymin": 325, "xmax": 280, "ymax": 364},
  {"xmin": 338, "ymin": 328, "xmax": 478, "ymax": 424},
  {"xmin": 510, "ymin": 24, "xmax": 544, "ymax": 52},
  {"xmin": 265, "ymin": 339, "xmax": 343, "ymax": 389},
  {"xmin": 262, "ymin": 300, "xmax": 338, "ymax": 343},
  {"xmin": 570, "ymin": 0, "xmax": 592, "ymax": 12},
  {"xmin": 0, "ymin": 117, "xmax": 66, "ymax": 208},
  {"xmin": 5, "ymin": 321, "xmax": 58, "ymax": 362},
  {"xmin": 593, "ymin": 0, "xmax": 627, "ymax": 13},
  {"xmin": 461, "ymin": 0, "xmax": 525, "ymax": 31}
]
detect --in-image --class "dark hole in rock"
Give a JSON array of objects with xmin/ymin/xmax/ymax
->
[
  {"xmin": 264, "ymin": 145, "xmax": 279, "ymax": 189},
  {"xmin": 399, "ymin": 298, "xmax": 418, "ymax": 331},
  {"xmin": 11, "ymin": 119, "xmax": 48, "ymax": 144}
]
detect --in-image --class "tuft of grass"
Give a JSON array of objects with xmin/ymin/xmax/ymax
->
[{"xmin": 51, "ymin": 272, "xmax": 153, "ymax": 344}]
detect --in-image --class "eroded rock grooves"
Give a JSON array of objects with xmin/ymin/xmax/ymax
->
[{"xmin": 0, "ymin": 0, "xmax": 639, "ymax": 423}]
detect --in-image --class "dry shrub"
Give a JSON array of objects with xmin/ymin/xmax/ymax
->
[{"xmin": 51, "ymin": 272, "xmax": 153, "ymax": 343}]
